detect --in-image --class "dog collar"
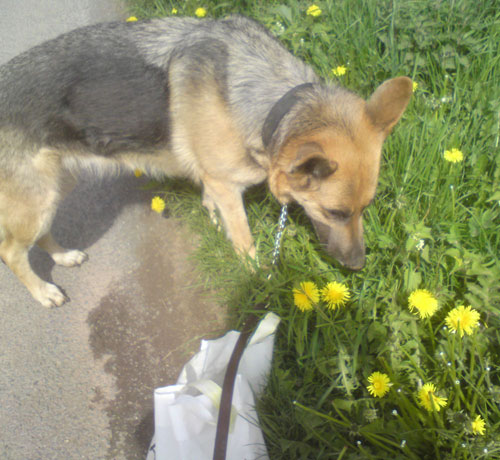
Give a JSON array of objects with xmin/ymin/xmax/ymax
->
[{"xmin": 261, "ymin": 82, "xmax": 314, "ymax": 148}]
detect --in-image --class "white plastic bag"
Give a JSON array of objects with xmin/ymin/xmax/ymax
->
[{"xmin": 147, "ymin": 312, "xmax": 280, "ymax": 460}]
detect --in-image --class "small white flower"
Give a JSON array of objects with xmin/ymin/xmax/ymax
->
[
  {"xmin": 400, "ymin": 440, "xmax": 407, "ymax": 448},
  {"xmin": 416, "ymin": 239, "xmax": 425, "ymax": 251}
]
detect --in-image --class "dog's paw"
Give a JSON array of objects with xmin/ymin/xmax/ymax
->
[
  {"xmin": 247, "ymin": 245, "xmax": 256, "ymax": 259},
  {"xmin": 52, "ymin": 249, "xmax": 88, "ymax": 267},
  {"xmin": 34, "ymin": 282, "xmax": 67, "ymax": 308},
  {"xmin": 202, "ymin": 195, "xmax": 222, "ymax": 230}
]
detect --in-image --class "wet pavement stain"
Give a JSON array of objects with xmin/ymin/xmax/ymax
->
[{"xmin": 87, "ymin": 217, "xmax": 228, "ymax": 460}]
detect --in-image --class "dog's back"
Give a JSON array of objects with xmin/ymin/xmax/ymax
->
[{"xmin": 0, "ymin": 16, "xmax": 315, "ymax": 153}]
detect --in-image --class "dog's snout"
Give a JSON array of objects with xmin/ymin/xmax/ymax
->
[
  {"xmin": 312, "ymin": 218, "xmax": 366, "ymax": 270},
  {"xmin": 338, "ymin": 254, "xmax": 365, "ymax": 271}
]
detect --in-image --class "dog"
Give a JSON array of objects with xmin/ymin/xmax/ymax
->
[{"xmin": 0, "ymin": 15, "xmax": 412, "ymax": 307}]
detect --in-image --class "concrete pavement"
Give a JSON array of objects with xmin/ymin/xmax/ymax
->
[{"xmin": 0, "ymin": 2, "xmax": 228, "ymax": 459}]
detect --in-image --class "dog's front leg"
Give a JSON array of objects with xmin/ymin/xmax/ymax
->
[{"xmin": 201, "ymin": 176, "xmax": 255, "ymax": 258}]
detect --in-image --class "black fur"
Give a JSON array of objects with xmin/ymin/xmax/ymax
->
[
  {"xmin": 58, "ymin": 59, "xmax": 169, "ymax": 154},
  {"xmin": 0, "ymin": 21, "xmax": 170, "ymax": 154}
]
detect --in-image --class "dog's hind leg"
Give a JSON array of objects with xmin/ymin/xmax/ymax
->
[
  {"xmin": 37, "ymin": 233, "xmax": 88, "ymax": 267},
  {"xmin": 0, "ymin": 149, "xmax": 69, "ymax": 307},
  {"xmin": 0, "ymin": 234, "xmax": 67, "ymax": 307}
]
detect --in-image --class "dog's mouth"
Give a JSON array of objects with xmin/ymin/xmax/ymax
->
[{"xmin": 311, "ymin": 218, "xmax": 365, "ymax": 271}]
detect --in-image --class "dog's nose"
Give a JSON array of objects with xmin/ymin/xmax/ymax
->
[
  {"xmin": 334, "ymin": 246, "xmax": 366, "ymax": 271},
  {"xmin": 342, "ymin": 258, "xmax": 365, "ymax": 271}
]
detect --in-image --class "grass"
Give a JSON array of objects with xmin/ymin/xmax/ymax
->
[{"xmin": 127, "ymin": 1, "xmax": 500, "ymax": 458}]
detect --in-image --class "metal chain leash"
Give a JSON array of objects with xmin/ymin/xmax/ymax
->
[{"xmin": 270, "ymin": 204, "xmax": 288, "ymax": 267}]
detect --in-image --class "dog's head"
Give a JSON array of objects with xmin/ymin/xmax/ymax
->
[{"xmin": 269, "ymin": 77, "xmax": 412, "ymax": 270}]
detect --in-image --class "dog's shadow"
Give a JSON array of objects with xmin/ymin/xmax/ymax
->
[{"xmin": 29, "ymin": 172, "xmax": 153, "ymax": 282}]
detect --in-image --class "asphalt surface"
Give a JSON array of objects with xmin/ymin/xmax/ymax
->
[{"xmin": 0, "ymin": 2, "xmax": 227, "ymax": 459}]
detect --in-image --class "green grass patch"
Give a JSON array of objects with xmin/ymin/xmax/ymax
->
[{"xmin": 129, "ymin": 0, "xmax": 500, "ymax": 457}]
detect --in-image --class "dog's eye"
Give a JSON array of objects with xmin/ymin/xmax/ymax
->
[{"xmin": 325, "ymin": 208, "xmax": 352, "ymax": 221}]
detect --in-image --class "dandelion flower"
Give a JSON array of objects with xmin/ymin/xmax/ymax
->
[
  {"xmin": 126, "ymin": 16, "xmax": 138, "ymax": 22},
  {"xmin": 444, "ymin": 148, "xmax": 464, "ymax": 163},
  {"xmin": 321, "ymin": 281, "xmax": 350, "ymax": 310},
  {"xmin": 171, "ymin": 8, "xmax": 178, "ymax": 15},
  {"xmin": 195, "ymin": 7, "xmax": 207, "ymax": 18},
  {"xmin": 151, "ymin": 196, "xmax": 166, "ymax": 214},
  {"xmin": 367, "ymin": 372, "xmax": 392, "ymax": 398},
  {"xmin": 412, "ymin": 81, "xmax": 418, "ymax": 92},
  {"xmin": 408, "ymin": 289, "xmax": 438, "ymax": 319},
  {"xmin": 293, "ymin": 281, "xmax": 319, "ymax": 312},
  {"xmin": 445, "ymin": 305, "xmax": 480, "ymax": 337},
  {"xmin": 306, "ymin": 5, "xmax": 322, "ymax": 17},
  {"xmin": 418, "ymin": 383, "xmax": 447, "ymax": 412},
  {"xmin": 332, "ymin": 65, "xmax": 347, "ymax": 77},
  {"xmin": 134, "ymin": 169, "xmax": 143, "ymax": 178},
  {"xmin": 471, "ymin": 415, "xmax": 486, "ymax": 435}
]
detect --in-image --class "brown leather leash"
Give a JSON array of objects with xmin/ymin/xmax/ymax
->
[
  {"xmin": 212, "ymin": 205, "xmax": 288, "ymax": 460},
  {"xmin": 212, "ymin": 302, "xmax": 266, "ymax": 460}
]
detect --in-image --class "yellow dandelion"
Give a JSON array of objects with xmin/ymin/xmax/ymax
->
[
  {"xmin": 418, "ymin": 383, "xmax": 447, "ymax": 412},
  {"xmin": 195, "ymin": 7, "xmax": 207, "ymax": 18},
  {"xmin": 412, "ymin": 81, "xmax": 418, "ymax": 92},
  {"xmin": 445, "ymin": 305, "xmax": 480, "ymax": 337},
  {"xmin": 471, "ymin": 415, "xmax": 486, "ymax": 435},
  {"xmin": 134, "ymin": 169, "xmax": 143, "ymax": 178},
  {"xmin": 367, "ymin": 372, "xmax": 392, "ymax": 398},
  {"xmin": 408, "ymin": 289, "xmax": 439, "ymax": 319},
  {"xmin": 171, "ymin": 8, "xmax": 178, "ymax": 15},
  {"xmin": 293, "ymin": 281, "xmax": 319, "ymax": 312},
  {"xmin": 126, "ymin": 16, "xmax": 138, "ymax": 22},
  {"xmin": 151, "ymin": 196, "xmax": 166, "ymax": 214},
  {"xmin": 444, "ymin": 148, "xmax": 464, "ymax": 163},
  {"xmin": 332, "ymin": 65, "xmax": 347, "ymax": 77},
  {"xmin": 306, "ymin": 4, "xmax": 322, "ymax": 17},
  {"xmin": 321, "ymin": 281, "xmax": 350, "ymax": 310}
]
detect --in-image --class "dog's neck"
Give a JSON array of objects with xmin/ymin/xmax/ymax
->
[
  {"xmin": 248, "ymin": 83, "xmax": 315, "ymax": 178},
  {"xmin": 261, "ymin": 83, "xmax": 314, "ymax": 149}
]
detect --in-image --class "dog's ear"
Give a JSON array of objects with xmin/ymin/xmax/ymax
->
[
  {"xmin": 365, "ymin": 76, "xmax": 412, "ymax": 136},
  {"xmin": 288, "ymin": 142, "xmax": 338, "ymax": 190}
]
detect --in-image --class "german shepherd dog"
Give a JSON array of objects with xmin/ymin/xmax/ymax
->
[{"xmin": 0, "ymin": 16, "xmax": 412, "ymax": 307}]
